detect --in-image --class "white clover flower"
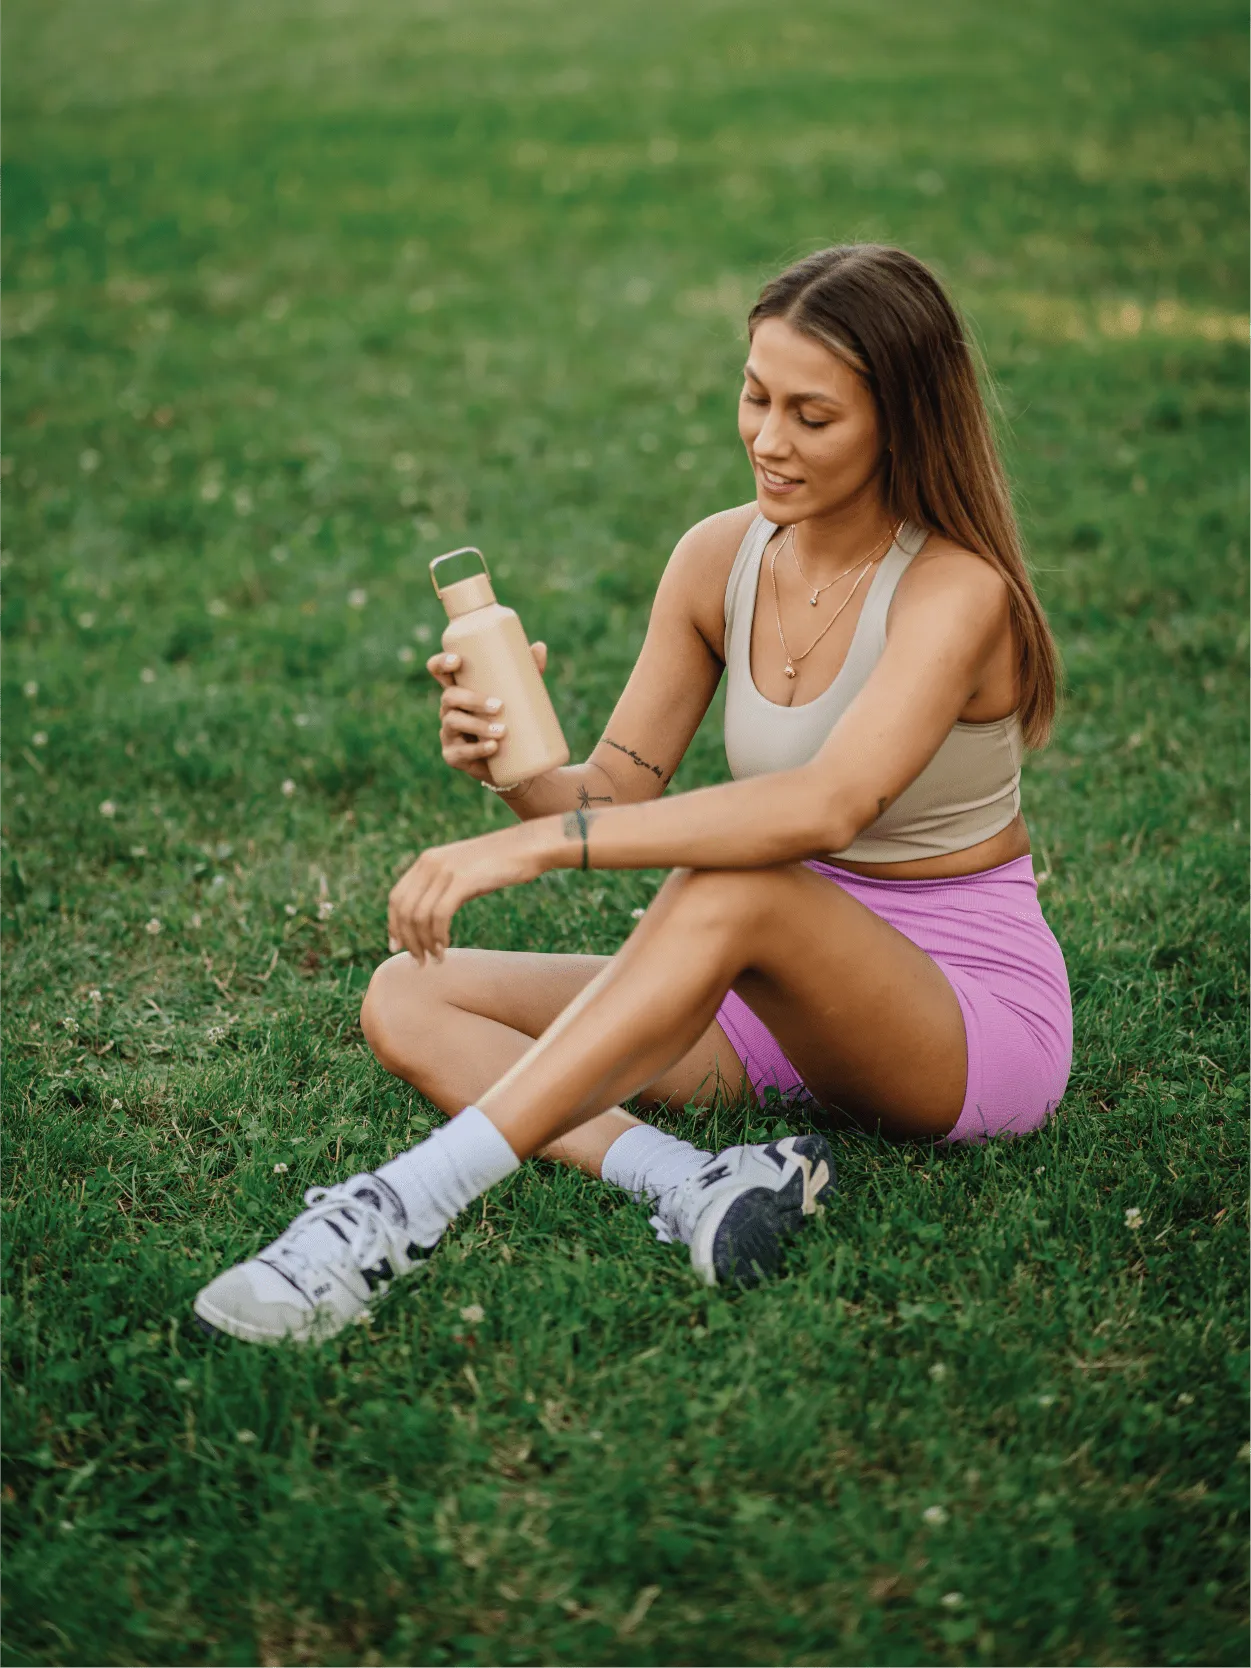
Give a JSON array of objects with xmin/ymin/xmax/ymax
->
[
  {"xmin": 413, "ymin": 623, "xmax": 431, "ymax": 643},
  {"xmin": 459, "ymin": 1303, "xmax": 485, "ymax": 1324},
  {"xmin": 140, "ymin": 667, "xmax": 156, "ymax": 684},
  {"xmin": 271, "ymin": 544, "xmax": 289, "ymax": 564},
  {"xmin": 144, "ymin": 918, "xmax": 162, "ymax": 936},
  {"xmin": 294, "ymin": 713, "xmax": 311, "ymax": 727},
  {"xmin": 929, "ymin": 1362, "xmax": 948, "ymax": 1382},
  {"xmin": 281, "ymin": 778, "xmax": 296, "ymax": 797},
  {"xmin": 940, "ymin": 1592, "xmax": 964, "ymax": 1610},
  {"xmin": 200, "ymin": 480, "xmax": 222, "ymax": 503},
  {"xmin": 317, "ymin": 900, "xmax": 334, "ymax": 920},
  {"xmin": 1036, "ymin": 1392, "xmax": 1057, "ymax": 1408},
  {"xmin": 206, "ymin": 1025, "xmax": 227, "ymax": 1042},
  {"xmin": 79, "ymin": 448, "xmax": 101, "ymax": 473},
  {"xmin": 174, "ymin": 1377, "xmax": 193, "ymax": 1391},
  {"xmin": 206, "ymin": 597, "xmax": 228, "ymax": 617},
  {"xmin": 189, "ymin": 912, "xmax": 202, "ymax": 928},
  {"xmin": 1176, "ymin": 1392, "xmax": 1195, "ymax": 1407},
  {"xmin": 88, "ymin": 988, "xmax": 102, "ymax": 1003},
  {"xmin": 284, "ymin": 903, "xmax": 297, "ymax": 916},
  {"xmin": 392, "ymin": 452, "xmax": 416, "ymax": 473},
  {"xmin": 1035, "ymin": 1165, "xmax": 1045, "ymax": 1175},
  {"xmin": 61, "ymin": 1016, "xmax": 79, "ymax": 1034},
  {"xmin": 111, "ymin": 1098, "xmax": 122, "ymax": 1109},
  {"xmin": 397, "ymin": 646, "xmax": 416, "ymax": 664},
  {"xmin": 99, "ymin": 800, "xmax": 117, "ymax": 818},
  {"xmin": 233, "ymin": 488, "xmax": 252, "ymax": 515},
  {"xmin": 347, "ymin": 588, "xmax": 368, "ymax": 609},
  {"xmin": 272, "ymin": 1162, "xmax": 289, "ymax": 1174},
  {"xmin": 23, "ymin": 680, "xmax": 39, "ymax": 697},
  {"xmin": 77, "ymin": 612, "xmax": 96, "ymax": 629},
  {"xmin": 922, "ymin": 1505, "xmax": 948, "ymax": 1526},
  {"xmin": 129, "ymin": 845, "xmax": 147, "ymax": 858},
  {"xmin": 235, "ymin": 1429, "xmax": 256, "ymax": 1444},
  {"xmin": 631, "ymin": 907, "xmax": 646, "ymax": 919},
  {"xmin": 1124, "ymin": 1206, "xmax": 1144, "ymax": 1230},
  {"xmin": 32, "ymin": 731, "xmax": 47, "ymax": 747}
]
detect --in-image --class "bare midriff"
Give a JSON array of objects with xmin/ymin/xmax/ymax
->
[{"xmin": 827, "ymin": 811, "xmax": 1032, "ymax": 882}]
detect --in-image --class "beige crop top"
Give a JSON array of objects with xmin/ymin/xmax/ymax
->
[{"xmin": 723, "ymin": 515, "xmax": 1024, "ymax": 863}]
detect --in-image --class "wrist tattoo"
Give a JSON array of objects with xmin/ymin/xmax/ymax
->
[
  {"xmin": 604, "ymin": 737, "xmax": 666, "ymax": 782},
  {"xmin": 562, "ymin": 808, "xmax": 597, "ymax": 870},
  {"xmin": 577, "ymin": 781, "xmax": 613, "ymax": 809}
]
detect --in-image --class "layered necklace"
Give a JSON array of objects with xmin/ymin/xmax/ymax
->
[{"xmin": 770, "ymin": 521, "xmax": 900, "ymax": 680}]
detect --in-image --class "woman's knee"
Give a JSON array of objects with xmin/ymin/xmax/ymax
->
[
  {"xmin": 655, "ymin": 865, "xmax": 785, "ymax": 946},
  {"xmin": 360, "ymin": 951, "xmax": 450, "ymax": 1073}
]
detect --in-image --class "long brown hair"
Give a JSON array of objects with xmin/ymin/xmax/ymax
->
[{"xmin": 749, "ymin": 244, "xmax": 1058, "ymax": 747}]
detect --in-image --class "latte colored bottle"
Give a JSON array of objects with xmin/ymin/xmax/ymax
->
[{"xmin": 431, "ymin": 547, "xmax": 569, "ymax": 787}]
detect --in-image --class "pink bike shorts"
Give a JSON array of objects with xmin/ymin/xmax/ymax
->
[{"xmin": 715, "ymin": 854, "xmax": 1072, "ymax": 1144}]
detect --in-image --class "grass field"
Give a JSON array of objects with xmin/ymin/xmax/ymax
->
[{"xmin": 3, "ymin": 1, "xmax": 1248, "ymax": 1662}]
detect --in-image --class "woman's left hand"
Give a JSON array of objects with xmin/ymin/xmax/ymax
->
[{"xmin": 387, "ymin": 827, "xmax": 546, "ymax": 963}]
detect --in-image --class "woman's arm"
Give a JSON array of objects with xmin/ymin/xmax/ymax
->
[
  {"xmin": 390, "ymin": 553, "xmax": 1014, "ymax": 959},
  {"xmin": 435, "ymin": 509, "xmax": 748, "ymax": 819},
  {"xmin": 547, "ymin": 553, "xmax": 1014, "ymax": 870}
]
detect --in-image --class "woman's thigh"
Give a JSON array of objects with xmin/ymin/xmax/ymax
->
[
  {"xmin": 656, "ymin": 864, "xmax": 969, "ymax": 1139},
  {"xmin": 375, "ymin": 946, "xmax": 746, "ymax": 1109}
]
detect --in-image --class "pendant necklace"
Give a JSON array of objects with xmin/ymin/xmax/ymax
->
[
  {"xmin": 788, "ymin": 520, "xmax": 898, "ymax": 605},
  {"xmin": 770, "ymin": 523, "xmax": 898, "ymax": 680}
]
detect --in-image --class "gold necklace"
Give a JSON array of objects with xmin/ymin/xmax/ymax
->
[
  {"xmin": 770, "ymin": 539, "xmax": 878, "ymax": 680},
  {"xmin": 788, "ymin": 521, "xmax": 898, "ymax": 605}
]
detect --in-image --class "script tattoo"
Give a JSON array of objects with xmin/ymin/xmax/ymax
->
[
  {"xmin": 604, "ymin": 737, "xmax": 667, "ymax": 782},
  {"xmin": 576, "ymin": 781, "xmax": 613, "ymax": 809}
]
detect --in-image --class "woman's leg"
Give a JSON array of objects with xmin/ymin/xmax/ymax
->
[
  {"xmin": 478, "ymin": 863, "xmax": 968, "ymax": 1157},
  {"xmin": 359, "ymin": 948, "xmax": 747, "ymax": 1175}
]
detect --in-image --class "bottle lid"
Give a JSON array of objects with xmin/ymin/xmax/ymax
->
[{"xmin": 430, "ymin": 547, "xmax": 497, "ymax": 618}]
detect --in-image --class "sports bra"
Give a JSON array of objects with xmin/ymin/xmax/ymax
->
[{"xmin": 722, "ymin": 514, "xmax": 1024, "ymax": 863}]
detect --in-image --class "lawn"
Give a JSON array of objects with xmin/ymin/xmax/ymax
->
[{"xmin": 2, "ymin": 0, "xmax": 1247, "ymax": 1663}]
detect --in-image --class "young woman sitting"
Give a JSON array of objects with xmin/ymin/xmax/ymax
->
[{"xmin": 194, "ymin": 243, "xmax": 1071, "ymax": 1345}]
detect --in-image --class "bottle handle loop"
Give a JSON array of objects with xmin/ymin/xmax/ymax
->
[{"xmin": 430, "ymin": 547, "xmax": 490, "ymax": 598}]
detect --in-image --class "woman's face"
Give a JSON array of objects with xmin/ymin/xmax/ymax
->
[{"xmin": 737, "ymin": 316, "xmax": 886, "ymax": 521}]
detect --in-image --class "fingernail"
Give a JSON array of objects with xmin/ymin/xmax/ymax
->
[
  {"xmin": 488, "ymin": 723, "xmax": 504, "ymax": 735},
  {"xmin": 484, "ymin": 698, "xmax": 502, "ymax": 713},
  {"xmin": 444, "ymin": 655, "xmax": 458, "ymax": 668},
  {"xmin": 389, "ymin": 937, "xmax": 400, "ymax": 953}
]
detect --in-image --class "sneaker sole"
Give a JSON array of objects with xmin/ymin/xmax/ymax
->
[{"xmin": 693, "ymin": 1133, "xmax": 836, "ymax": 1286}]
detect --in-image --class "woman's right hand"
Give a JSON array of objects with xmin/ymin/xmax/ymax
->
[{"xmin": 428, "ymin": 641, "xmax": 548, "ymax": 782}]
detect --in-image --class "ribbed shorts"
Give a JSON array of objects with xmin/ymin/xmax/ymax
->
[{"xmin": 714, "ymin": 854, "xmax": 1072, "ymax": 1144}]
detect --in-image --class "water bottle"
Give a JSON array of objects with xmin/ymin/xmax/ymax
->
[{"xmin": 430, "ymin": 547, "xmax": 570, "ymax": 787}]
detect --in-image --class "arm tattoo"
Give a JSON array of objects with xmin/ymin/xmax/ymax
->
[
  {"xmin": 577, "ymin": 781, "xmax": 613, "ymax": 809},
  {"xmin": 604, "ymin": 737, "xmax": 667, "ymax": 782},
  {"xmin": 562, "ymin": 809, "xmax": 597, "ymax": 870}
]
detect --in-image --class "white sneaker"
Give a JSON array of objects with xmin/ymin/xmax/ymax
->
[
  {"xmin": 193, "ymin": 1174, "xmax": 433, "ymax": 1344},
  {"xmin": 650, "ymin": 1134, "xmax": 835, "ymax": 1286}
]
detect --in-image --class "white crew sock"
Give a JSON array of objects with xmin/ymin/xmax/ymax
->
[
  {"xmin": 600, "ymin": 1123, "xmax": 710, "ymax": 1205},
  {"xmin": 376, "ymin": 1106, "xmax": 520, "ymax": 1247}
]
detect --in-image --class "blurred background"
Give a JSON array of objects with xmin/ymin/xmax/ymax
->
[{"xmin": 3, "ymin": 3, "xmax": 1247, "ymax": 1664}]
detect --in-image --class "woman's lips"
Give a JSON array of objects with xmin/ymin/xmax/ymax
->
[{"xmin": 757, "ymin": 464, "xmax": 804, "ymax": 494}]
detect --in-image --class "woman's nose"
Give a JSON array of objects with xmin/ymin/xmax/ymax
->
[{"xmin": 753, "ymin": 407, "xmax": 790, "ymax": 457}]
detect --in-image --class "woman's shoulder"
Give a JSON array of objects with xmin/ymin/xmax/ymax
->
[
  {"xmin": 658, "ymin": 502, "xmax": 763, "ymax": 649},
  {"xmin": 898, "ymin": 531, "xmax": 1012, "ymax": 617}
]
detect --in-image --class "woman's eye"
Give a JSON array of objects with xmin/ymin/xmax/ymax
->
[
  {"xmin": 799, "ymin": 415, "xmax": 830, "ymax": 429},
  {"xmin": 742, "ymin": 391, "xmax": 768, "ymax": 405}
]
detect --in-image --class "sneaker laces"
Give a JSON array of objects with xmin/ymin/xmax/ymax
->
[
  {"xmin": 267, "ymin": 1183, "xmax": 396, "ymax": 1286},
  {"xmin": 649, "ymin": 1148, "xmax": 751, "ymax": 1246}
]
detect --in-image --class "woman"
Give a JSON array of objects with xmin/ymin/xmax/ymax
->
[{"xmin": 195, "ymin": 244, "xmax": 1072, "ymax": 1346}]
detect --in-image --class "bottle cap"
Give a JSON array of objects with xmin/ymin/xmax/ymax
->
[{"xmin": 430, "ymin": 547, "xmax": 497, "ymax": 618}]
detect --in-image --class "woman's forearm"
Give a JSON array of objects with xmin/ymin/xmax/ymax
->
[
  {"xmin": 523, "ymin": 768, "xmax": 858, "ymax": 874},
  {"xmin": 496, "ymin": 759, "xmax": 620, "ymax": 822}
]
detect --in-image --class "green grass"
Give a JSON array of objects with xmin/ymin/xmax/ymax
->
[{"xmin": 3, "ymin": 0, "xmax": 1248, "ymax": 1662}]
